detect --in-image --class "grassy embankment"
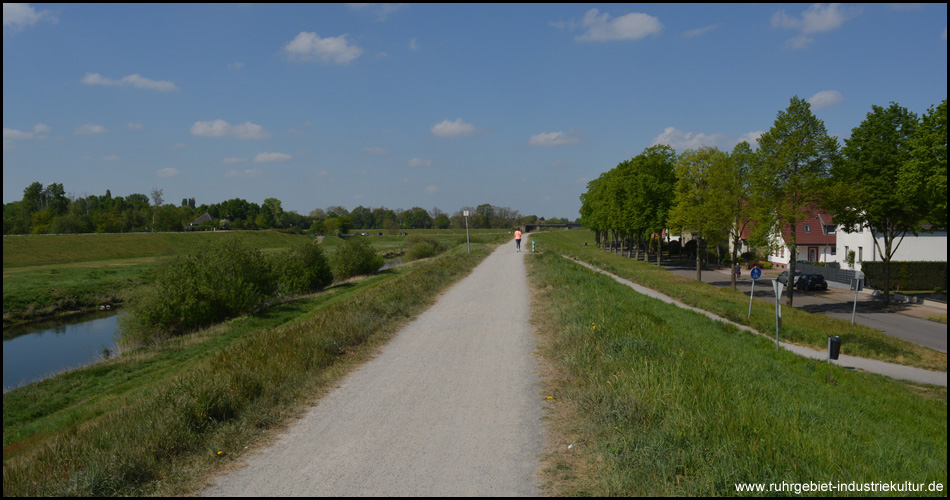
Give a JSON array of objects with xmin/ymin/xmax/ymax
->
[
  {"xmin": 526, "ymin": 250, "xmax": 947, "ymax": 496},
  {"xmin": 2, "ymin": 236, "xmax": 503, "ymax": 496},
  {"xmin": 531, "ymin": 230, "xmax": 946, "ymax": 372},
  {"xmin": 2, "ymin": 231, "xmax": 312, "ymax": 329}
]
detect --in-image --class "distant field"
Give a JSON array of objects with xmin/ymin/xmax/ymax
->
[
  {"xmin": 2, "ymin": 231, "xmax": 311, "ymax": 269},
  {"xmin": 2, "ymin": 229, "xmax": 510, "ymax": 329}
]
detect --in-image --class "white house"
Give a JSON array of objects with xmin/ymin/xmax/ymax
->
[
  {"xmin": 836, "ymin": 224, "xmax": 947, "ymax": 271},
  {"xmin": 763, "ymin": 210, "xmax": 838, "ymax": 270}
]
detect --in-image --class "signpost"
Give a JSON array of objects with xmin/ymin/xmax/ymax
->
[
  {"xmin": 748, "ymin": 267, "xmax": 761, "ymax": 318},
  {"xmin": 850, "ymin": 271, "xmax": 864, "ymax": 325},
  {"xmin": 771, "ymin": 279, "xmax": 784, "ymax": 352},
  {"xmin": 463, "ymin": 210, "xmax": 471, "ymax": 254}
]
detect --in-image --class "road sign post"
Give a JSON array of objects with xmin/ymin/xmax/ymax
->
[
  {"xmin": 748, "ymin": 267, "xmax": 761, "ymax": 318},
  {"xmin": 771, "ymin": 279, "xmax": 784, "ymax": 352},
  {"xmin": 463, "ymin": 210, "xmax": 470, "ymax": 254},
  {"xmin": 850, "ymin": 271, "xmax": 864, "ymax": 325}
]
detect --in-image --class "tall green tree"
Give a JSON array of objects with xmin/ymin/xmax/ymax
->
[
  {"xmin": 630, "ymin": 145, "xmax": 677, "ymax": 266},
  {"xmin": 830, "ymin": 102, "xmax": 921, "ymax": 305},
  {"xmin": 752, "ymin": 96, "xmax": 838, "ymax": 307},
  {"xmin": 899, "ymin": 99, "xmax": 947, "ymax": 230},
  {"xmin": 668, "ymin": 146, "xmax": 732, "ymax": 281},
  {"xmin": 724, "ymin": 142, "xmax": 755, "ymax": 289}
]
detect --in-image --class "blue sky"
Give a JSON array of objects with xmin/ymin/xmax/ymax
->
[{"xmin": 3, "ymin": 3, "xmax": 947, "ymax": 219}]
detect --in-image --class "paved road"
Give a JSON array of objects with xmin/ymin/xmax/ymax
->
[
  {"xmin": 657, "ymin": 258, "xmax": 947, "ymax": 353},
  {"xmin": 203, "ymin": 239, "xmax": 545, "ymax": 496}
]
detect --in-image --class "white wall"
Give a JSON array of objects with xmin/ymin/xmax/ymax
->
[{"xmin": 836, "ymin": 224, "xmax": 948, "ymax": 271}]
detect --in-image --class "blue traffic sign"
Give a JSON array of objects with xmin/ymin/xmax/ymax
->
[{"xmin": 750, "ymin": 267, "xmax": 762, "ymax": 280}]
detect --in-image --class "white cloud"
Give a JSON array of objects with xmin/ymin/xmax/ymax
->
[
  {"xmin": 282, "ymin": 32, "xmax": 364, "ymax": 64},
  {"xmin": 127, "ymin": 122, "xmax": 144, "ymax": 130},
  {"xmin": 431, "ymin": 118, "xmax": 475, "ymax": 137},
  {"xmin": 364, "ymin": 147, "xmax": 388, "ymax": 155},
  {"xmin": 228, "ymin": 61, "xmax": 244, "ymax": 70},
  {"xmin": 222, "ymin": 157, "xmax": 247, "ymax": 164},
  {"xmin": 32, "ymin": 123, "xmax": 51, "ymax": 134},
  {"xmin": 409, "ymin": 37, "xmax": 419, "ymax": 50},
  {"xmin": 102, "ymin": 155, "xmax": 121, "ymax": 162},
  {"xmin": 74, "ymin": 123, "xmax": 107, "ymax": 135},
  {"xmin": 737, "ymin": 131, "xmax": 764, "ymax": 148},
  {"xmin": 254, "ymin": 152, "xmax": 293, "ymax": 163},
  {"xmin": 225, "ymin": 169, "xmax": 263, "ymax": 178},
  {"xmin": 157, "ymin": 168, "xmax": 180, "ymax": 178},
  {"xmin": 809, "ymin": 90, "xmax": 844, "ymax": 110},
  {"xmin": 80, "ymin": 72, "xmax": 179, "ymax": 91},
  {"xmin": 408, "ymin": 157, "xmax": 432, "ymax": 167},
  {"xmin": 425, "ymin": 185, "xmax": 439, "ymax": 194},
  {"xmin": 171, "ymin": 142, "xmax": 187, "ymax": 149},
  {"xmin": 651, "ymin": 127, "xmax": 723, "ymax": 150},
  {"xmin": 528, "ymin": 131, "xmax": 581, "ymax": 147},
  {"xmin": 191, "ymin": 119, "xmax": 270, "ymax": 139},
  {"xmin": 3, "ymin": 3, "xmax": 55, "ymax": 32},
  {"xmin": 575, "ymin": 8, "xmax": 663, "ymax": 42},
  {"xmin": 684, "ymin": 24, "xmax": 717, "ymax": 38},
  {"xmin": 3, "ymin": 127, "xmax": 33, "ymax": 151},
  {"xmin": 4, "ymin": 127, "xmax": 33, "ymax": 140},
  {"xmin": 771, "ymin": 4, "xmax": 861, "ymax": 49}
]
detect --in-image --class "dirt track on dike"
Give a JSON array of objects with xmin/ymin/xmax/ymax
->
[{"xmin": 202, "ymin": 239, "xmax": 546, "ymax": 496}]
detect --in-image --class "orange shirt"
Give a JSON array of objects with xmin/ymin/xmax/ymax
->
[{"xmin": 514, "ymin": 230, "xmax": 522, "ymax": 239}]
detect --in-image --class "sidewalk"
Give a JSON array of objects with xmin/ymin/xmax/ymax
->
[{"xmin": 565, "ymin": 256, "xmax": 947, "ymax": 387}]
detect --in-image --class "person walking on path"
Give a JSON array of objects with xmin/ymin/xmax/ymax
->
[{"xmin": 514, "ymin": 229, "xmax": 522, "ymax": 252}]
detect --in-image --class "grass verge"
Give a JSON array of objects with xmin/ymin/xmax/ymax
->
[
  {"xmin": 2, "ymin": 241, "xmax": 497, "ymax": 496},
  {"xmin": 527, "ymin": 251, "xmax": 947, "ymax": 496},
  {"xmin": 532, "ymin": 230, "xmax": 946, "ymax": 372}
]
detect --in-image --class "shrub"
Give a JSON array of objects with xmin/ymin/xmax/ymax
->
[
  {"xmin": 862, "ymin": 261, "xmax": 947, "ymax": 291},
  {"xmin": 271, "ymin": 241, "xmax": 333, "ymax": 295},
  {"xmin": 404, "ymin": 235, "xmax": 447, "ymax": 261},
  {"xmin": 331, "ymin": 236, "xmax": 384, "ymax": 280},
  {"xmin": 119, "ymin": 239, "xmax": 274, "ymax": 346}
]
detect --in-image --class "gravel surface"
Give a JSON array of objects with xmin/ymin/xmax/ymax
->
[{"xmin": 203, "ymin": 240, "xmax": 545, "ymax": 496}]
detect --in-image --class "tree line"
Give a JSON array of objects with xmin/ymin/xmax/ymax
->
[
  {"xmin": 580, "ymin": 97, "xmax": 946, "ymax": 307},
  {"xmin": 3, "ymin": 184, "xmax": 572, "ymax": 235}
]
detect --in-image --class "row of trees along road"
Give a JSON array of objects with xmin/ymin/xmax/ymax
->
[{"xmin": 580, "ymin": 96, "xmax": 946, "ymax": 307}]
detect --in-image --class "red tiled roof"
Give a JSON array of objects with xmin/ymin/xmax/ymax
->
[{"xmin": 779, "ymin": 211, "xmax": 836, "ymax": 245}]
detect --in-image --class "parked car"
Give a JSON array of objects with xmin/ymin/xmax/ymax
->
[
  {"xmin": 777, "ymin": 270, "xmax": 802, "ymax": 286},
  {"xmin": 797, "ymin": 274, "xmax": 828, "ymax": 291}
]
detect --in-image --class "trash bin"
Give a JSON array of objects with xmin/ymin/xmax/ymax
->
[{"xmin": 828, "ymin": 336, "xmax": 841, "ymax": 360}]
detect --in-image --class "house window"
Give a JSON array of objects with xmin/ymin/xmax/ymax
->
[
  {"xmin": 858, "ymin": 247, "xmax": 863, "ymax": 262},
  {"xmin": 826, "ymin": 225, "xmax": 836, "ymax": 234},
  {"xmin": 804, "ymin": 224, "xmax": 810, "ymax": 233},
  {"xmin": 831, "ymin": 247, "xmax": 836, "ymax": 256},
  {"xmin": 780, "ymin": 247, "xmax": 784, "ymax": 258}
]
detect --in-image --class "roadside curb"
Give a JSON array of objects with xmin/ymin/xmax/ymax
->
[{"xmin": 561, "ymin": 255, "xmax": 947, "ymax": 387}]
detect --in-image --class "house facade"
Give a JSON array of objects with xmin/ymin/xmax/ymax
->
[
  {"xmin": 767, "ymin": 212, "xmax": 837, "ymax": 270},
  {"xmin": 836, "ymin": 224, "xmax": 948, "ymax": 271}
]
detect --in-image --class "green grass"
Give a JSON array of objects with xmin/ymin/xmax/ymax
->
[
  {"xmin": 532, "ymin": 230, "xmax": 946, "ymax": 372},
  {"xmin": 3, "ymin": 241, "xmax": 498, "ymax": 496},
  {"xmin": 2, "ymin": 231, "xmax": 315, "ymax": 328},
  {"xmin": 527, "ymin": 251, "xmax": 947, "ymax": 496}
]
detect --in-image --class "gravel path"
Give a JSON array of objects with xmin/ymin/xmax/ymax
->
[{"xmin": 203, "ymin": 240, "xmax": 545, "ymax": 496}]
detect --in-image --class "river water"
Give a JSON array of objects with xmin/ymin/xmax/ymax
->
[{"xmin": 3, "ymin": 312, "xmax": 122, "ymax": 391}]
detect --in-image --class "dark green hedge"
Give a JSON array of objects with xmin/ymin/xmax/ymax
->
[{"xmin": 862, "ymin": 261, "xmax": 947, "ymax": 292}]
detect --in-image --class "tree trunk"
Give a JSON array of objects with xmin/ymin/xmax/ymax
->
[{"xmin": 696, "ymin": 236, "xmax": 703, "ymax": 282}]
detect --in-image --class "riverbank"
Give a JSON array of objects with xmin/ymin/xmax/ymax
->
[{"xmin": 2, "ymin": 241, "xmax": 499, "ymax": 496}]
